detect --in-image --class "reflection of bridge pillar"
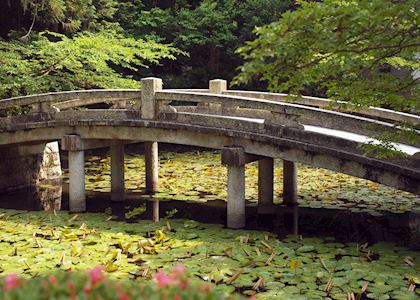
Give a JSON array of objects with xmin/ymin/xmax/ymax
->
[
  {"xmin": 283, "ymin": 160, "xmax": 298, "ymax": 206},
  {"xmin": 62, "ymin": 135, "xmax": 86, "ymax": 212},
  {"xmin": 145, "ymin": 141, "xmax": 159, "ymax": 194},
  {"xmin": 258, "ymin": 157, "xmax": 274, "ymax": 214},
  {"xmin": 222, "ymin": 146, "xmax": 246, "ymax": 229},
  {"xmin": 111, "ymin": 144, "xmax": 125, "ymax": 202},
  {"xmin": 153, "ymin": 200, "xmax": 159, "ymax": 222}
]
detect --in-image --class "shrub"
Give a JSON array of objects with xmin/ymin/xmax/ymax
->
[{"xmin": 0, "ymin": 265, "xmax": 245, "ymax": 300}]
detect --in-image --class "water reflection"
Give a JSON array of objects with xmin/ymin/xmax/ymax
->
[
  {"xmin": 0, "ymin": 187, "xmax": 419, "ymax": 250},
  {"xmin": 0, "ymin": 179, "xmax": 62, "ymax": 211}
]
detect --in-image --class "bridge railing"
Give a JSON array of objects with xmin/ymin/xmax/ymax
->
[
  {"xmin": 0, "ymin": 89, "xmax": 142, "ymax": 113},
  {"xmin": 0, "ymin": 77, "xmax": 418, "ymax": 148},
  {"xmin": 223, "ymin": 90, "xmax": 420, "ymax": 126},
  {"xmin": 152, "ymin": 89, "xmax": 418, "ymax": 147}
]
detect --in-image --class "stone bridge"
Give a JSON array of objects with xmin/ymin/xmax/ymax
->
[{"xmin": 0, "ymin": 78, "xmax": 419, "ymax": 228}]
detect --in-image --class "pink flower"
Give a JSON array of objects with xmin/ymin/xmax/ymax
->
[
  {"xmin": 86, "ymin": 266, "xmax": 105, "ymax": 286},
  {"xmin": 154, "ymin": 271, "xmax": 172, "ymax": 288},
  {"xmin": 172, "ymin": 264, "xmax": 185, "ymax": 275},
  {"xmin": 119, "ymin": 292, "xmax": 131, "ymax": 300},
  {"xmin": 48, "ymin": 275, "xmax": 58, "ymax": 285},
  {"xmin": 4, "ymin": 274, "xmax": 20, "ymax": 292}
]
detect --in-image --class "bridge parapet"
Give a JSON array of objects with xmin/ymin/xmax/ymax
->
[
  {"xmin": 154, "ymin": 89, "xmax": 419, "ymax": 147},
  {"xmin": 0, "ymin": 78, "xmax": 419, "ymax": 224},
  {"xmin": 0, "ymin": 78, "xmax": 418, "ymax": 147},
  {"xmin": 0, "ymin": 89, "xmax": 142, "ymax": 113}
]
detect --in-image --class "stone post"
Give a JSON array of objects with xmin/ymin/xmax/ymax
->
[
  {"xmin": 141, "ymin": 77, "xmax": 162, "ymax": 120},
  {"xmin": 68, "ymin": 150, "xmax": 86, "ymax": 212},
  {"xmin": 145, "ymin": 141, "xmax": 159, "ymax": 194},
  {"xmin": 258, "ymin": 157, "xmax": 274, "ymax": 214},
  {"xmin": 221, "ymin": 146, "xmax": 246, "ymax": 229},
  {"xmin": 283, "ymin": 160, "xmax": 298, "ymax": 206},
  {"xmin": 141, "ymin": 78, "xmax": 161, "ymax": 194},
  {"xmin": 31, "ymin": 102, "xmax": 59, "ymax": 113},
  {"xmin": 209, "ymin": 79, "xmax": 227, "ymax": 94},
  {"xmin": 110, "ymin": 144, "xmax": 125, "ymax": 202},
  {"xmin": 62, "ymin": 135, "xmax": 86, "ymax": 212}
]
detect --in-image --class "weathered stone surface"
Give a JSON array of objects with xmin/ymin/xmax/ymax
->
[
  {"xmin": 155, "ymin": 91, "xmax": 418, "ymax": 146},
  {"xmin": 0, "ymin": 142, "xmax": 62, "ymax": 193},
  {"xmin": 224, "ymin": 90, "xmax": 420, "ymax": 125},
  {"xmin": 0, "ymin": 86, "xmax": 418, "ymax": 196},
  {"xmin": 221, "ymin": 146, "xmax": 261, "ymax": 166},
  {"xmin": 145, "ymin": 141, "xmax": 159, "ymax": 193},
  {"xmin": 0, "ymin": 89, "xmax": 141, "ymax": 109},
  {"xmin": 209, "ymin": 79, "xmax": 227, "ymax": 94},
  {"xmin": 68, "ymin": 149, "xmax": 85, "ymax": 212},
  {"xmin": 111, "ymin": 143, "xmax": 125, "ymax": 202},
  {"xmin": 141, "ymin": 78, "xmax": 162, "ymax": 118}
]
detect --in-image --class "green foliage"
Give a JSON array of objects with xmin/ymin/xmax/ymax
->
[
  {"xmin": 175, "ymin": 0, "xmax": 236, "ymax": 48},
  {"xmin": 0, "ymin": 266, "xmax": 234, "ymax": 299},
  {"xmin": 234, "ymin": 0, "xmax": 420, "ymax": 112},
  {"xmin": 0, "ymin": 209, "xmax": 419, "ymax": 299},
  {"xmin": 125, "ymin": 204, "xmax": 147, "ymax": 219},
  {"xmin": 0, "ymin": 31, "xmax": 182, "ymax": 98},
  {"xmin": 114, "ymin": 0, "xmax": 293, "ymax": 87},
  {"xmin": 19, "ymin": 0, "xmax": 119, "ymax": 32}
]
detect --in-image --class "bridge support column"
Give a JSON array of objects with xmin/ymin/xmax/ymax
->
[
  {"xmin": 111, "ymin": 144, "xmax": 125, "ymax": 202},
  {"xmin": 68, "ymin": 150, "xmax": 86, "ymax": 212},
  {"xmin": 227, "ymin": 163, "xmax": 245, "ymax": 229},
  {"xmin": 145, "ymin": 141, "xmax": 159, "ymax": 194},
  {"xmin": 283, "ymin": 160, "xmax": 297, "ymax": 206},
  {"xmin": 222, "ymin": 146, "xmax": 250, "ymax": 229},
  {"xmin": 258, "ymin": 157, "xmax": 274, "ymax": 214},
  {"xmin": 62, "ymin": 135, "xmax": 86, "ymax": 212}
]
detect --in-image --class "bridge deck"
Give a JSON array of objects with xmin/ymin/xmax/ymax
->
[{"xmin": 0, "ymin": 78, "xmax": 418, "ymax": 227}]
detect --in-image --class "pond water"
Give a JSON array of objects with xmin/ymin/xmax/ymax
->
[{"xmin": 0, "ymin": 150, "xmax": 419, "ymax": 299}]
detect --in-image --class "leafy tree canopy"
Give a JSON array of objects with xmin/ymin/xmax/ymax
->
[
  {"xmin": 234, "ymin": 0, "xmax": 420, "ymax": 113},
  {"xmin": 114, "ymin": 0, "xmax": 293, "ymax": 87},
  {"xmin": 0, "ymin": 1, "xmax": 182, "ymax": 98},
  {"xmin": 0, "ymin": 31, "xmax": 181, "ymax": 99}
]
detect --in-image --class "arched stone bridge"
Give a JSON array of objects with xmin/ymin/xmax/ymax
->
[{"xmin": 0, "ymin": 78, "xmax": 419, "ymax": 228}]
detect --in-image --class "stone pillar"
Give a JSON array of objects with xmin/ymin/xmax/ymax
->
[
  {"xmin": 283, "ymin": 160, "xmax": 297, "ymax": 206},
  {"xmin": 141, "ymin": 78, "xmax": 161, "ymax": 195},
  {"xmin": 68, "ymin": 150, "xmax": 86, "ymax": 212},
  {"xmin": 145, "ymin": 141, "xmax": 158, "ymax": 194},
  {"xmin": 111, "ymin": 144, "xmax": 125, "ymax": 202},
  {"xmin": 141, "ymin": 77, "xmax": 162, "ymax": 120},
  {"xmin": 62, "ymin": 135, "xmax": 86, "ymax": 212},
  {"xmin": 221, "ymin": 146, "xmax": 246, "ymax": 229},
  {"xmin": 227, "ymin": 164, "xmax": 245, "ymax": 228},
  {"xmin": 258, "ymin": 157, "xmax": 274, "ymax": 214},
  {"xmin": 209, "ymin": 79, "xmax": 227, "ymax": 94}
]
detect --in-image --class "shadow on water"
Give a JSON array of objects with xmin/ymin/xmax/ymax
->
[{"xmin": 0, "ymin": 183, "xmax": 419, "ymax": 250}]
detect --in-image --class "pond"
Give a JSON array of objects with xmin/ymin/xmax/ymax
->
[{"xmin": 0, "ymin": 150, "xmax": 418, "ymax": 299}]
